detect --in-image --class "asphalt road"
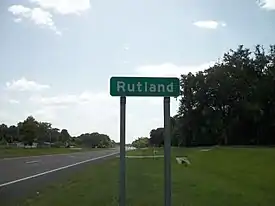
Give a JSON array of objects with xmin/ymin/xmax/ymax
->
[{"xmin": 0, "ymin": 148, "xmax": 119, "ymax": 205}]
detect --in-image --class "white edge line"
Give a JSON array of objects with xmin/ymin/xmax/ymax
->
[
  {"xmin": 25, "ymin": 160, "xmax": 40, "ymax": 164},
  {"xmin": 0, "ymin": 152, "xmax": 119, "ymax": 188}
]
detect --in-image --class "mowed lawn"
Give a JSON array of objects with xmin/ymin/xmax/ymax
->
[
  {"xmin": 22, "ymin": 147, "xmax": 275, "ymax": 206},
  {"xmin": 0, "ymin": 147, "xmax": 89, "ymax": 159}
]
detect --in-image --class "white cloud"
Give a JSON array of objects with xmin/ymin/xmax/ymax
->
[
  {"xmin": 29, "ymin": 107, "xmax": 57, "ymax": 121},
  {"xmin": 193, "ymin": 20, "xmax": 226, "ymax": 29},
  {"xmin": 124, "ymin": 45, "xmax": 130, "ymax": 51},
  {"xmin": 8, "ymin": 5, "xmax": 61, "ymax": 35},
  {"xmin": 135, "ymin": 61, "xmax": 215, "ymax": 77},
  {"xmin": 27, "ymin": 90, "xmax": 118, "ymax": 136},
  {"xmin": 8, "ymin": 99, "xmax": 20, "ymax": 104},
  {"xmin": 258, "ymin": 0, "xmax": 275, "ymax": 10},
  {"xmin": 14, "ymin": 18, "xmax": 23, "ymax": 23},
  {"xmin": 9, "ymin": 5, "xmax": 31, "ymax": 14},
  {"xmin": 8, "ymin": 0, "xmax": 91, "ymax": 35},
  {"xmin": 30, "ymin": 91, "xmax": 111, "ymax": 106},
  {"xmin": 6, "ymin": 77, "xmax": 50, "ymax": 92},
  {"xmin": 29, "ymin": 0, "xmax": 91, "ymax": 15},
  {"xmin": 30, "ymin": 94, "xmax": 79, "ymax": 106}
]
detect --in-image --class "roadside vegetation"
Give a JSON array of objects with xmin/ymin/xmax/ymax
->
[
  {"xmin": 0, "ymin": 147, "xmax": 101, "ymax": 159},
  {"xmin": 0, "ymin": 116, "xmax": 116, "ymax": 158},
  {"xmin": 133, "ymin": 45, "xmax": 275, "ymax": 148}
]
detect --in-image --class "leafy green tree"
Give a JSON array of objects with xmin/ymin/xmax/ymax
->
[
  {"xmin": 149, "ymin": 44, "xmax": 275, "ymax": 147},
  {"xmin": 132, "ymin": 137, "xmax": 149, "ymax": 148},
  {"xmin": 149, "ymin": 128, "xmax": 164, "ymax": 147},
  {"xmin": 21, "ymin": 116, "xmax": 39, "ymax": 145},
  {"xmin": 60, "ymin": 129, "xmax": 71, "ymax": 143},
  {"xmin": 78, "ymin": 132, "xmax": 112, "ymax": 148},
  {"xmin": 37, "ymin": 122, "xmax": 52, "ymax": 143},
  {"xmin": 0, "ymin": 124, "xmax": 8, "ymax": 143},
  {"xmin": 50, "ymin": 128, "xmax": 61, "ymax": 143}
]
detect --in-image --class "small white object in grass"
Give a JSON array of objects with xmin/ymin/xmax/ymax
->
[
  {"xmin": 176, "ymin": 157, "xmax": 190, "ymax": 166},
  {"xmin": 200, "ymin": 149, "xmax": 212, "ymax": 152},
  {"xmin": 70, "ymin": 148, "xmax": 82, "ymax": 150}
]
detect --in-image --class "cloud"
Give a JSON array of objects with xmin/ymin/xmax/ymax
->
[
  {"xmin": 8, "ymin": 99, "xmax": 20, "ymax": 104},
  {"xmin": 123, "ymin": 60, "xmax": 130, "ymax": 64},
  {"xmin": 124, "ymin": 44, "xmax": 130, "ymax": 51},
  {"xmin": 135, "ymin": 61, "xmax": 215, "ymax": 77},
  {"xmin": 8, "ymin": 1, "xmax": 91, "ymax": 35},
  {"xmin": 29, "ymin": 91, "xmax": 115, "ymax": 108},
  {"xmin": 29, "ymin": 107, "xmax": 57, "ymax": 121},
  {"xmin": 8, "ymin": 5, "xmax": 61, "ymax": 35},
  {"xmin": 6, "ymin": 77, "xmax": 50, "ymax": 92},
  {"xmin": 193, "ymin": 20, "xmax": 226, "ymax": 29},
  {"xmin": 257, "ymin": 0, "xmax": 275, "ymax": 10},
  {"xmin": 29, "ymin": 0, "xmax": 91, "ymax": 15},
  {"xmin": 27, "ymin": 90, "xmax": 119, "ymax": 136},
  {"xmin": 14, "ymin": 18, "xmax": 23, "ymax": 23}
]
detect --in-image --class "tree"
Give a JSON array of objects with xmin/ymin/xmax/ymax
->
[
  {"xmin": 132, "ymin": 137, "xmax": 149, "ymax": 148},
  {"xmin": 21, "ymin": 116, "xmax": 39, "ymax": 145},
  {"xmin": 60, "ymin": 129, "xmax": 71, "ymax": 143},
  {"xmin": 0, "ymin": 124, "xmax": 8, "ymax": 143},
  {"xmin": 37, "ymin": 122, "xmax": 52, "ymax": 143},
  {"xmin": 0, "ymin": 117, "xmax": 116, "ymax": 147},
  {"xmin": 6, "ymin": 125, "xmax": 18, "ymax": 142},
  {"xmin": 50, "ymin": 128, "xmax": 60, "ymax": 143},
  {"xmin": 78, "ymin": 132, "xmax": 112, "ymax": 148},
  {"xmin": 149, "ymin": 44, "xmax": 275, "ymax": 147},
  {"xmin": 149, "ymin": 128, "xmax": 164, "ymax": 147}
]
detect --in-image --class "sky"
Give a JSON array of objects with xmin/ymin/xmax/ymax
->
[{"xmin": 1, "ymin": 0, "xmax": 275, "ymax": 143}]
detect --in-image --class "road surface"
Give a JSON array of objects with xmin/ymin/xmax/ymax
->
[{"xmin": 0, "ymin": 148, "xmax": 119, "ymax": 205}]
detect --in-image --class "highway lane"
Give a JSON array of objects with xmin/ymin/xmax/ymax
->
[
  {"xmin": 0, "ymin": 148, "xmax": 119, "ymax": 186},
  {"xmin": 0, "ymin": 148, "xmax": 119, "ymax": 205}
]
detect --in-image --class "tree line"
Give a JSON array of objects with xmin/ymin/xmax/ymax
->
[
  {"xmin": 132, "ymin": 137, "xmax": 149, "ymax": 148},
  {"xmin": 0, "ymin": 116, "xmax": 115, "ymax": 148},
  {"xmin": 133, "ymin": 45, "xmax": 275, "ymax": 147}
]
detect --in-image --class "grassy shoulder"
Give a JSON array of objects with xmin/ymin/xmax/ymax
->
[
  {"xmin": 0, "ymin": 147, "xmax": 103, "ymax": 159},
  {"xmin": 22, "ymin": 147, "xmax": 275, "ymax": 206}
]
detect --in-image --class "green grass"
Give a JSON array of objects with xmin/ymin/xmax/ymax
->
[
  {"xmin": 0, "ymin": 147, "xmax": 97, "ymax": 159},
  {"xmin": 22, "ymin": 147, "xmax": 275, "ymax": 206}
]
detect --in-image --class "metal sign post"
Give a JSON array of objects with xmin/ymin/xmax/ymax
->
[
  {"xmin": 164, "ymin": 97, "xmax": 171, "ymax": 206},
  {"xmin": 110, "ymin": 76, "xmax": 179, "ymax": 206},
  {"xmin": 119, "ymin": 96, "xmax": 126, "ymax": 206}
]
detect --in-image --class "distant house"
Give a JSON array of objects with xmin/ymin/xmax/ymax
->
[
  {"xmin": 15, "ymin": 142, "xmax": 38, "ymax": 148},
  {"xmin": 16, "ymin": 142, "xmax": 24, "ymax": 148},
  {"xmin": 24, "ymin": 143, "xmax": 38, "ymax": 148}
]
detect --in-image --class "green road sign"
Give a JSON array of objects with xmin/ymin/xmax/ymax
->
[{"xmin": 110, "ymin": 77, "xmax": 180, "ymax": 97}]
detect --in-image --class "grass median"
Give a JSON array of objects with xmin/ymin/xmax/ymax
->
[
  {"xmin": 0, "ymin": 147, "xmax": 103, "ymax": 159},
  {"xmin": 22, "ymin": 147, "xmax": 275, "ymax": 206}
]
